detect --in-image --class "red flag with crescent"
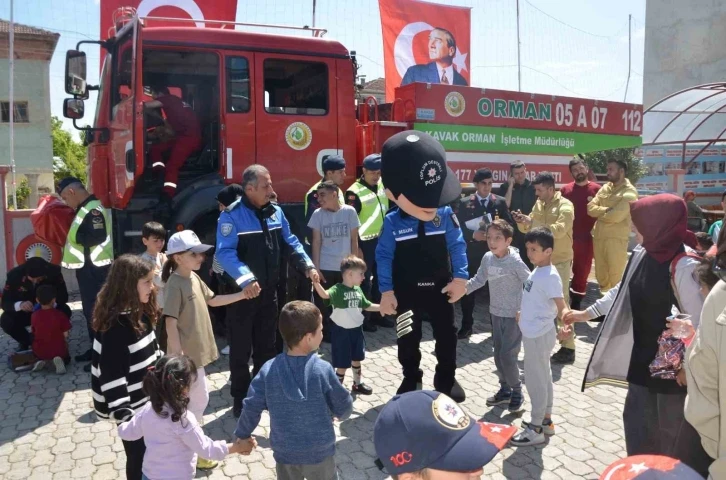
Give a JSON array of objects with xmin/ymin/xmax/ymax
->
[
  {"xmin": 378, "ymin": 0, "xmax": 471, "ymax": 101},
  {"xmin": 101, "ymin": 0, "xmax": 238, "ymax": 41}
]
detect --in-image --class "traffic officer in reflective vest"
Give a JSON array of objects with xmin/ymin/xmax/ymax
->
[
  {"xmin": 58, "ymin": 177, "xmax": 113, "ymax": 371},
  {"xmin": 376, "ymin": 131, "xmax": 468, "ymax": 403},
  {"xmin": 304, "ymin": 155, "xmax": 346, "ymax": 245},
  {"xmin": 345, "ymin": 153, "xmax": 393, "ymax": 332}
]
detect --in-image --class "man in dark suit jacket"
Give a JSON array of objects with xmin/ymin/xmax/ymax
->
[
  {"xmin": 457, "ymin": 168, "xmax": 514, "ymax": 339},
  {"xmin": 0, "ymin": 257, "xmax": 71, "ymax": 351},
  {"xmin": 401, "ymin": 27, "xmax": 468, "ymax": 87}
]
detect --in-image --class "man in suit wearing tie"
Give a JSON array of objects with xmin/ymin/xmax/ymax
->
[
  {"xmin": 457, "ymin": 168, "xmax": 515, "ymax": 339},
  {"xmin": 401, "ymin": 28, "xmax": 468, "ymax": 87}
]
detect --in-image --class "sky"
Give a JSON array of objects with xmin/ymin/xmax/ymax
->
[{"xmin": 1, "ymin": 0, "xmax": 646, "ymax": 135}]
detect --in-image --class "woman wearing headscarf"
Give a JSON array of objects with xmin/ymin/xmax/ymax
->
[
  {"xmin": 685, "ymin": 191, "xmax": 706, "ymax": 232},
  {"xmin": 567, "ymin": 194, "xmax": 712, "ymax": 477},
  {"xmin": 685, "ymin": 226, "xmax": 726, "ymax": 480}
]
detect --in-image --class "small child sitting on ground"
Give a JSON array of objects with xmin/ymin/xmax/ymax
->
[{"xmin": 31, "ymin": 284, "xmax": 71, "ymax": 374}]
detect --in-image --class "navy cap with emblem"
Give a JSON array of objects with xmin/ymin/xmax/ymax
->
[
  {"xmin": 381, "ymin": 131, "xmax": 461, "ymax": 209},
  {"xmin": 322, "ymin": 155, "xmax": 346, "ymax": 172},
  {"xmin": 362, "ymin": 154, "xmax": 381, "ymax": 171},
  {"xmin": 57, "ymin": 176, "xmax": 84, "ymax": 194},
  {"xmin": 373, "ymin": 391, "xmax": 516, "ymax": 475}
]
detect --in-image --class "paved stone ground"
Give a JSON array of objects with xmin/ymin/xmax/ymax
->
[{"xmin": 0, "ymin": 282, "xmax": 626, "ymax": 480}]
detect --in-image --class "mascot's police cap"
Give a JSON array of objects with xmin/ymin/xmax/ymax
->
[{"xmin": 381, "ymin": 131, "xmax": 461, "ymax": 209}]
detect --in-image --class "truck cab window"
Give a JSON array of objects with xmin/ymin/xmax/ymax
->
[
  {"xmin": 263, "ymin": 59, "xmax": 328, "ymax": 115},
  {"xmin": 111, "ymin": 39, "xmax": 133, "ymax": 119},
  {"xmin": 226, "ymin": 57, "xmax": 250, "ymax": 113}
]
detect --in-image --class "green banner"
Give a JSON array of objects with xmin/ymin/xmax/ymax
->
[{"xmin": 414, "ymin": 123, "xmax": 642, "ymax": 154}]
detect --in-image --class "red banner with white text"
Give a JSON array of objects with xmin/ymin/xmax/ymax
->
[
  {"xmin": 379, "ymin": 0, "xmax": 471, "ymax": 102},
  {"xmin": 101, "ymin": 0, "xmax": 238, "ymax": 40}
]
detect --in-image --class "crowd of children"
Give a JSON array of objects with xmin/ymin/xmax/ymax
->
[{"xmin": 41, "ymin": 181, "xmax": 726, "ymax": 480}]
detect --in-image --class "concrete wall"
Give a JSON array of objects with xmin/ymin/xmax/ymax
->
[
  {"xmin": 0, "ymin": 59, "xmax": 55, "ymax": 190},
  {"xmin": 644, "ymin": 0, "xmax": 726, "ymax": 108}
]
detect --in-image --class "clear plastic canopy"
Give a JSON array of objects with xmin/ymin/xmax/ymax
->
[{"xmin": 643, "ymin": 83, "xmax": 726, "ymax": 164}]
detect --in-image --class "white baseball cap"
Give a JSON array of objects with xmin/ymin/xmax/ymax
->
[{"xmin": 166, "ymin": 230, "xmax": 214, "ymax": 255}]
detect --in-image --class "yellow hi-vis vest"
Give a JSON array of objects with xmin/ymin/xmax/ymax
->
[
  {"xmin": 62, "ymin": 199, "xmax": 113, "ymax": 269},
  {"xmin": 347, "ymin": 180, "xmax": 389, "ymax": 241}
]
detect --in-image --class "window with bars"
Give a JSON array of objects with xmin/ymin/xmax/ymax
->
[{"xmin": 1, "ymin": 102, "xmax": 30, "ymax": 123}]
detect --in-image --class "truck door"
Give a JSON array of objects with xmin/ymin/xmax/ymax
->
[
  {"xmin": 107, "ymin": 18, "xmax": 142, "ymax": 205},
  {"xmin": 221, "ymin": 53, "xmax": 256, "ymax": 184},
  {"xmin": 254, "ymin": 54, "xmax": 339, "ymax": 203}
]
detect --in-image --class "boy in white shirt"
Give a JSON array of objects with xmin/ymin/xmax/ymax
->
[{"xmin": 510, "ymin": 226, "xmax": 571, "ymax": 447}]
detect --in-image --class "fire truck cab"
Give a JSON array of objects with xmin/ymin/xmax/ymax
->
[{"xmin": 63, "ymin": 14, "xmax": 359, "ymax": 256}]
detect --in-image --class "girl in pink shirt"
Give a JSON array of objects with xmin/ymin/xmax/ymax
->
[{"xmin": 118, "ymin": 355, "xmax": 256, "ymax": 479}]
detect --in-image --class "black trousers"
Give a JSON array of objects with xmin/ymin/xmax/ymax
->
[
  {"xmin": 122, "ymin": 437, "xmax": 145, "ymax": 480},
  {"xmin": 76, "ymin": 264, "xmax": 109, "ymax": 342},
  {"xmin": 228, "ymin": 288, "xmax": 279, "ymax": 399},
  {"xmin": 461, "ymin": 283, "xmax": 489, "ymax": 332},
  {"xmin": 360, "ymin": 238, "xmax": 381, "ymax": 321},
  {"xmin": 396, "ymin": 286, "xmax": 458, "ymax": 392},
  {"xmin": 1, "ymin": 304, "xmax": 73, "ymax": 348},
  {"xmin": 512, "ymin": 231, "xmax": 533, "ymax": 270},
  {"xmin": 623, "ymin": 384, "xmax": 712, "ymax": 478}
]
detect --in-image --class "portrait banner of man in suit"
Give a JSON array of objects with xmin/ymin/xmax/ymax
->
[{"xmin": 379, "ymin": 0, "xmax": 471, "ymax": 101}]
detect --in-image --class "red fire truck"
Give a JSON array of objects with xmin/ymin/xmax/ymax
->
[{"xmin": 61, "ymin": 13, "xmax": 642, "ymax": 259}]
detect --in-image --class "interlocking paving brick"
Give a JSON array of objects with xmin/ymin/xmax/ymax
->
[{"xmin": 0, "ymin": 288, "xmax": 629, "ymax": 478}]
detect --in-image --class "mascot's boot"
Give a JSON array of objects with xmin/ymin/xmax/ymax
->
[
  {"xmin": 434, "ymin": 373, "xmax": 466, "ymax": 404},
  {"xmin": 397, "ymin": 369, "xmax": 424, "ymax": 395}
]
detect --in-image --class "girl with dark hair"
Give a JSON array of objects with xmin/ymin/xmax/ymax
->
[
  {"xmin": 161, "ymin": 230, "xmax": 245, "ymax": 471},
  {"xmin": 90, "ymin": 254, "xmax": 163, "ymax": 480},
  {"xmin": 118, "ymin": 355, "xmax": 255, "ymax": 479}
]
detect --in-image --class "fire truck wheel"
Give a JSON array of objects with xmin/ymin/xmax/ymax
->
[{"xmin": 16, "ymin": 235, "xmax": 62, "ymax": 266}]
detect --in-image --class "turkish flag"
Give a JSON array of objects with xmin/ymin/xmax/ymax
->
[
  {"xmin": 101, "ymin": 0, "xmax": 238, "ymax": 41},
  {"xmin": 379, "ymin": 0, "xmax": 471, "ymax": 101}
]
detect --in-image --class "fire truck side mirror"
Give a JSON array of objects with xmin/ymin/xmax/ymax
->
[
  {"xmin": 63, "ymin": 98, "xmax": 85, "ymax": 120},
  {"xmin": 65, "ymin": 50, "xmax": 88, "ymax": 99}
]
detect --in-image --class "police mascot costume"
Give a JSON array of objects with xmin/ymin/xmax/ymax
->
[{"xmin": 376, "ymin": 131, "xmax": 468, "ymax": 402}]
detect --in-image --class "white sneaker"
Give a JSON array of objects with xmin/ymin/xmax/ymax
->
[
  {"xmin": 53, "ymin": 357, "xmax": 66, "ymax": 374},
  {"xmin": 221, "ymin": 345, "xmax": 230, "ymax": 355},
  {"xmin": 509, "ymin": 425, "xmax": 545, "ymax": 447},
  {"xmin": 31, "ymin": 360, "xmax": 46, "ymax": 372}
]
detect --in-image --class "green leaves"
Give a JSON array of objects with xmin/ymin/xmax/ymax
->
[{"xmin": 51, "ymin": 116, "xmax": 87, "ymax": 185}]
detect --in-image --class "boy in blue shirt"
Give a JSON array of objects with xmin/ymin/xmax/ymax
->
[{"xmin": 234, "ymin": 301, "xmax": 352, "ymax": 479}]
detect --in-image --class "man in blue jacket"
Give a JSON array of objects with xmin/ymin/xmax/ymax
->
[
  {"xmin": 401, "ymin": 28, "xmax": 468, "ymax": 87},
  {"xmin": 376, "ymin": 131, "xmax": 468, "ymax": 403},
  {"xmin": 217, "ymin": 165, "xmax": 320, "ymax": 418}
]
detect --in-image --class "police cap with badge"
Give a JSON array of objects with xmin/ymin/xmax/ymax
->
[
  {"xmin": 373, "ymin": 390, "xmax": 516, "ymax": 475},
  {"xmin": 381, "ymin": 131, "xmax": 461, "ymax": 209}
]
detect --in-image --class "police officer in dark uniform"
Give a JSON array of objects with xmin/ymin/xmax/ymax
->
[
  {"xmin": 58, "ymin": 177, "xmax": 113, "ymax": 371},
  {"xmin": 1, "ymin": 257, "xmax": 72, "ymax": 351},
  {"xmin": 376, "ymin": 131, "xmax": 468, "ymax": 403},
  {"xmin": 216, "ymin": 165, "xmax": 319, "ymax": 418},
  {"xmin": 457, "ymin": 168, "xmax": 515, "ymax": 339}
]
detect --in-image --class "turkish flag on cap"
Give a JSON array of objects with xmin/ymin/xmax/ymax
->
[
  {"xmin": 599, "ymin": 455, "xmax": 703, "ymax": 480},
  {"xmin": 378, "ymin": 0, "xmax": 471, "ymax": 101},
  {"xmin": 101, "ymin": 0, "xmax": 238, "ymax": 40}
]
